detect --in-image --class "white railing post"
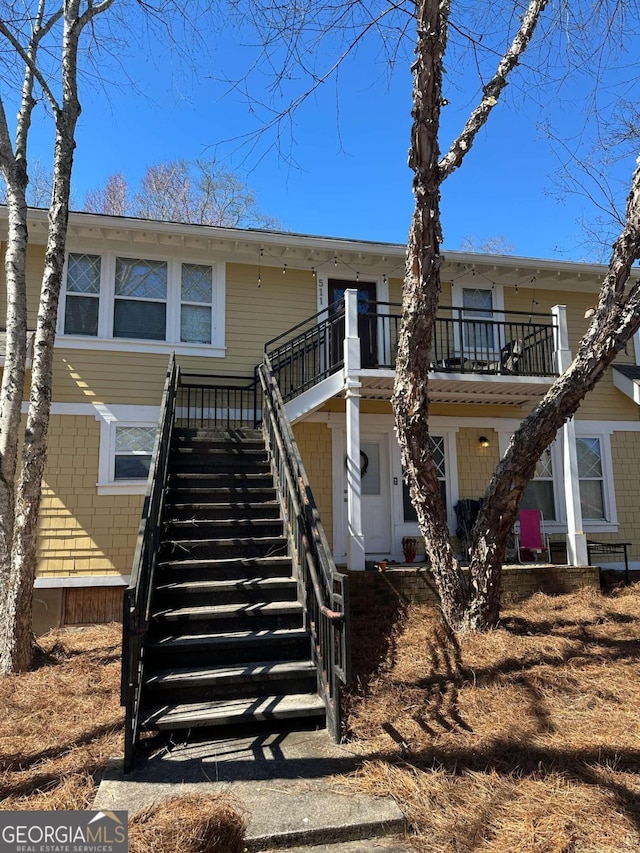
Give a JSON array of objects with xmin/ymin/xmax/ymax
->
[
  {"xmin": 552, "ymin": 304, "xmax": 570, "ymax": 376},
  {"xmin": 344, "ymin": 289, "xmax": 365, "ymax": 570},
  {"xmin": 552, "ymin": 304, "xmax": 588, "ymax": 566}
]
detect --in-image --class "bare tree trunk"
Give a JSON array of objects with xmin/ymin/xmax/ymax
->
[
  {"xmin": 393, "ymin": 0, "xmax": 471, "ymax": 631},
  {"xmin": 464, "ymin": 159, "xmax": 640, "ymax": 628},
  {"xmin": 0, "ymin": 0, "xmax": 113, "ymax": 673}
]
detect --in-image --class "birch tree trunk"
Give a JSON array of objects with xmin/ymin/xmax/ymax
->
[{"xmin": 0, "ymin": 0, "xmax": 114, "ymax": 673}]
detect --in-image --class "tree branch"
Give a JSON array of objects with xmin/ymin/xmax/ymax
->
[
  {"xmin": 439, "ymin": 0, "xmax": 549, "ymax": 181},
  {"xmin": 0, "ymin": 17, "xmax": 61, "ymax": 114}
]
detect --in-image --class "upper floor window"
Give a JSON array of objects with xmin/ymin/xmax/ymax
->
[
  {"xmin": 59, "ymin": 252, "xmax": 225, "ymax": 356},
  {"xmin": 114, "ymin": 258, "xmax": 167, "ymax": 340},
  {"xmin": 64, "ymin": 253, "xmax": 101, "ymax": 336}
]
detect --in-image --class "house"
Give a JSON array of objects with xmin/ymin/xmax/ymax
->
[{"xmin": 4, "ymin": 208, "xmax": 639, "ymax": 636}]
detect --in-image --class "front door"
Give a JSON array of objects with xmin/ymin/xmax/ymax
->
[
  {"xmin": 328, "ymin": 280, "xmax": 378, "ymax": 368},
  {"xmin": 360, "ymin": 436, "xmax": 391, "ymax": 555}
]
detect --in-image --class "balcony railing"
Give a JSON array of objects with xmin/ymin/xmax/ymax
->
[{"xmin": 265, "ymin": 299, "xmax": 558, "ymax": 402}]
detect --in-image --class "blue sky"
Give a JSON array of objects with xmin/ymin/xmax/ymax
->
[{"xmin": 22, "ymin": 4, "xmax": 638, "ymax": 262}]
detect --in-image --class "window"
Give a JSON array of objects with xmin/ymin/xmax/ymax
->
[
  {"xmin": 577, "ymin": 437, "xmax": 605, "ymax": 519},
  {"xmin": 60, "ymin": 253, "xmax": 225, "ymax": 355},
  {"xmin": 521, "ymin": 447, "xmax": 556, "ymax": 521},
  {"xmin": 64, "ymin": 254, "xmax": 101, "ymax": 335},
  {"xmin": 462, "ymin": 287, "xmax": 495, "ymax": 354},
  {"xmin": 181, "ymin": 263, "xmax": 213, "ymax": 344},
  {"xmin": 403, "ymin": 436, "xmax": 446, "ymax": 522},
  {"xmin": 114, "ymin": 426, "xmax": 156, "ymax": 480},
  {"xmin": 114, "ymin": 258, "xmax": 167, "ymax": 340}
]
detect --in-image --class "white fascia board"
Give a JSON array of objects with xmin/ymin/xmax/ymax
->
[
  {"xmin": 612, "ymin": 368, "xmax": 640, "ymax": 406},
  {"xmin": 34, "ymin": 575, "xmax": 131, "ymax": 588},
  {"xmin": 285, "ymin": 372, "xmax": 345, "ymax": 423}
]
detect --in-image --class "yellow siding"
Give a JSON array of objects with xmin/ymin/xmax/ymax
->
[
  {"xmin": 456, "ymin": 427, "xmax": 501, "ymax": 498},
  {"xmin": 608, "ymin": 431, "xmax": 640, "ymax": 560},
  {"xmin": 0, "ymin": 241, "xmax": 45, "ymax": 329},
  {"xmin": 388, "ymin": 278, "xmax": 453, "ymax": 306},
  {"xmin": 505, "ymin": 287, "xmax": 639, "ymax": 422},
  {"xmin": 293, "ymin": 421, "xmax": 333, "ymax": 550},
  {"xmin": 38, "ymin": 415, "xmax": 142, "ymax": 577},
  {"xmin": 225, "ymin": 263, "xmax": 318, "ymax": 375}
]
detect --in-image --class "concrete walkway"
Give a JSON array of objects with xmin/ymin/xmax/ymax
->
[{"xmin": 94, "ymin": 729, "xmax": 416, "ymax": 851}]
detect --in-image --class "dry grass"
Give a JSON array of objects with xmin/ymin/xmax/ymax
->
[
  {"xmin": 343, "ymin": 585, "xmax": 640, "ymax": 852},
  {"xmin": 0, "ymin": 623, "xmax": 247, "ymax": 853},
  {"xmin": 129, "ymin": 794, "xmax": 247, "ymax": 853},
  {"xmin": 0, "ymin": 623, "xmax": 124, "ymax": 810}
]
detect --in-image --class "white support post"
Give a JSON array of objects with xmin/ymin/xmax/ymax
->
[
  {"xmin": 552, "ymin": 305, "xmax": 588, "ymax": 566},
  {"xmin": 344, "ymin": 289, "xmax": 365, "ymax": 571}
]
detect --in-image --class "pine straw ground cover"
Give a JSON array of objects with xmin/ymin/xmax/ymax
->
[
  {"xmin": 0, "ymin": 623, "xmax": 247, "ymax": 853},
  {"xmin": 343, "ymin": 584, "xmax": 640, "ymax": 853}
]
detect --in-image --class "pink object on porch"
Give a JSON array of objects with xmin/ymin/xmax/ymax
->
[{"xmin": 517, "ymin": 509, "xmax": 549, "ymax": 561}]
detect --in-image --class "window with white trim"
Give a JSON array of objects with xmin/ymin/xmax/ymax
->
[
  {"xmin": 114, "ymin": 258, "xmax": 167, "ymax": 340},
  {"xmin": 114, "ymin": 426, "xmax": 156, "ymax": 480},
  {"xmin": 181, "ymin": 263, "xmax": 213, "ymax": 343},
  {"xmin": 520, "ymin": 446, "xmax": 556, "ymax": 521},
  {"xmin": 402, "ymin": 436, "xmax": 447, "ymax": 523},
  {"xmin": 60, "ymin": 252, "xmax": 225, "ymax": 354},
  {"xmin": 577, "ymin": 436, "xmax": 606, "ymax": 520},
  {"xmin": 97, "ymin": 408, "xmax": 160, "ymax": 495},
  {"xmin": 64, "ymin": 253, "xmax": 101, "ymax": 335},
  {"xmin": 462, "ymin": 287, "xmax": 495, "ymax": 353}
]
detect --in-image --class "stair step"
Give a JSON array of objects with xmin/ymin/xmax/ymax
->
[
  {"xmin": 154, "ymin": 576, "xmax": 297, "ymax": 607},
  {"xmin": 174, "ymin": 428, "xmax": 263, "ymax": 441},
  {"xmin": 164, "ymin": 517, "xmax": 283, "ymax": 530},
  {"xmin": 145, "ymin": 627, "xmax": 311, "ymax": 666},
  {"xmin": 156, "ymin": 555, "xmax": 293, "ymax": 582},
  {"xmin": 160, "ymin": 536, "xmax": 288, "ymax": 560},
  {"xmin": 172, "ymin": 446, "xmax": 268, "ymax": 457},
  {"xmin": 153, "ymin": 600, "xmax": 303, "ymax": 622},
  {"xmin": 140, "ymin": 693, "xmax": 326, "ymax": 731},
  {"xmin": 145, "ymin": 659, "xmax": 316, "ymax": 689},
  {"xmin": 166, "ymin": 501, "xmax": 281, "ymax": 520},
  {"xmin": 155, "ymin": 576, "xmax": 297, "ymax": 596}
]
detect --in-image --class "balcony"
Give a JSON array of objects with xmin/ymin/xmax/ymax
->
[{"xmin": 265, "ymin": 294, "xmax": 561, "ymax": 419}]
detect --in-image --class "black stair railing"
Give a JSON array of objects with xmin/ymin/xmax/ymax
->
[
  {"xmin": 259, "ymin": 352, "xmax": 350, "ymax": 741},
  {"xmin": 121, "ymin": 354, "xmax": 178, "ymax": 772},
  {"xmin": 176, "ymin": 372, "xmax": 260, "ymax": 428},
  {"xmin": 265, "ymin": 300, "xmax": 346, "ymax": 402}
]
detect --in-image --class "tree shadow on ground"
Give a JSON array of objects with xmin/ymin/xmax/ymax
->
[{"xmin": 348, "ymin": 600, "xmax": 640, "ymax": 846}]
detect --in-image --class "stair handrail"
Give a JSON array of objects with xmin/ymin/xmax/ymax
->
[
  {"xmin": 121, "ymin": 353, "xmax": 179, "ymax": 771},
  {"xmin": 259, "ymin": 352, "xmax": 350, "ymax": 740}
]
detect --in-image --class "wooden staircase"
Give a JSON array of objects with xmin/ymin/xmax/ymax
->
[{"xmin": 137, "ymin": 427, "xmax": 325, "ymax": 736}]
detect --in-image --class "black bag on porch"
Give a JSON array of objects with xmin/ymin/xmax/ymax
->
[{"xmin": 455, "ymin": 498, "xmax": 483, "ymax": 552}]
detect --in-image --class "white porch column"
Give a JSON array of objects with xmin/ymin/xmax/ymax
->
[
  {"xmin": 552, "ymin": 304, "xmax": 589, "ymax": 565},
  {"xmin": 344, "ymin": 289, "xmax": 365, "ymax": 570}
]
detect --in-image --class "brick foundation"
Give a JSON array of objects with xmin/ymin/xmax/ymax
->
[{"xmin": 346, "ymin": 563, "xmax": 600, "ymax": 613}]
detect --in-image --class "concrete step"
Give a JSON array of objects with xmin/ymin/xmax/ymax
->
[
  {"xmin": 140, "ymin": 692, "xmax": 326, "ymax": 731},
  {"xmin": 93, "ymin": 732, "xmax": 406, "ymax": 851}
]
